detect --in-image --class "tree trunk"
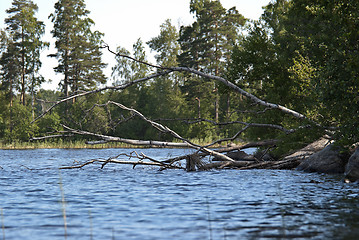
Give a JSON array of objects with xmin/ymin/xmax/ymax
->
[
  {"xmin": 195, "ymin": 97, "xmax": 201, "ymax": 118},
  {"xmin": 21, "ymin": 27, "xmax": 26, "ymax": 105},
  {"xmin": 214, "ymin": 97, "xmax": 219, "ymax": 122},
  {"xmin": 226, "ymin": 93, "xmax": 230, "ymax": 120}
]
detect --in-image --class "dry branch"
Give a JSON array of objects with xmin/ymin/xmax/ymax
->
[
  {"xmin": 104, "ymin": 45, "xmax": 330, "ymax": 130},
  {"xmin": 31, "ymin": 70, "xmax": 172, "ymax": 124},
  {"xmin": 60, "ymin": 151, "xmax": 186, "ymax": 170},
  {"xmin": 237, "ymin": 158, "xmax": 301, "ymax": 170},
  {"xmin": 29, "ymin": 45, "xmax": 334, "ymax": 173},
  {"xmin": 101, "ymin": 44, "xmax": 311, "ymax": 122},
  {"xmin": 30, "ymin": 134, "xmax": 74, "ymax": 141},
  {"xmin": 59, "ymin": 159, "xmax": 168, "ymax": 169},
  {"xmin": 62, "ymin": 125, "xmax": 191, "ymax": 148},
  {"xmin": 216, "ymin": 139, "xmax": 280, "ymax": 153}
]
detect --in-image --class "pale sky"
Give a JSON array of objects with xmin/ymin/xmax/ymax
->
[{"xmin": 0, "ymin": 0, "xmax": 271, "ymax": 90}]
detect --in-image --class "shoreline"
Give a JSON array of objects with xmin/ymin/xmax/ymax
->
[{"xmin": 0, "ymin": 142, "xmax": 228, "ymax": 150}]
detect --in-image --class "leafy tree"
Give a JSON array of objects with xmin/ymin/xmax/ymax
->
[
  {"xmin": 282, "ymin": 0, "xmax": 359, "ymax": 144},
  {"xmin": 228, "ymin": 0, "xmax": 359, "ymax": 150},
  {"xmin": 49, "ymin": 0, "xmax": 106, "ymax": 97},
  {"xmin": 180, "ymin": 0, "xmax": 245, "ymax": 74},
  {"xmin": 147, "ymin": 19, "xmax": 189, "ymax": 139},
  {"xmin": 34, "ymin": 89, "xmax": 63, "ymax": 134},
  {"xmin": 111, "ymin": 38, "xmax": 151, "ymax": 139},
  {"xmin": 3, "ymin": 101, "xmax": 38, "ymax": 142},
  {"xmin": 112, "ymin": 38, "xmax": 150, "ymax": 85}
]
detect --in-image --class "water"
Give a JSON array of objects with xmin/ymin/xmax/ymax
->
[{"xmin": 1, "ymin": 148, "xmax": 359, "ymax": 240}]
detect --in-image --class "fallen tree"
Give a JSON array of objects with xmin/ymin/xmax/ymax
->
[{"xmin": 31, "ymin": 45, "xmax": 334, "ymax": 171}]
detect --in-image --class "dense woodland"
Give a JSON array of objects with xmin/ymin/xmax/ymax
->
[{"xmin": 0, "ymin": 0, "xmax": 358, "ymax": 157}]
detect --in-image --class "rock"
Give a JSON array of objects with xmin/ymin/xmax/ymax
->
[
  {"xmin": 213, "ymin": 150, "xmax": 255, "ymax": 161},
  {"xmin": 344, "ymin": 148, "xmax": 359, "ymax": 182},
  {"xmin": 296, "ymin": 144, "xmax": 348, "ymax": 174},
  {"xmin": 284, "ymin": 136, "xmax": 332, "ymax": 161},
  {"xmin": 254, "ymin": 150, "xmax": 275, "ymax": 161}
]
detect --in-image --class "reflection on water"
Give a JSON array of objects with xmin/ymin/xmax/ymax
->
[{"xmin": 0, "ymin": 148, "xmax": 359, "ymax": 239}]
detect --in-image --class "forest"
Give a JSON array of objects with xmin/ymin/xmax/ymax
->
[{"xmin": 0, "ymin": 0, "xmax": 358, "ymax": 158}]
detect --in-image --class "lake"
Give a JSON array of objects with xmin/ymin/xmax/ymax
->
[{"xmin": 1, "ymin": 148, "xmax": 359, "ymax": 239}]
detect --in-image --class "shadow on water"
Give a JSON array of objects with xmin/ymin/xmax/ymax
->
[{"xmin": 323, "ymin": 187, "xmax": 359, "ymax": 240}]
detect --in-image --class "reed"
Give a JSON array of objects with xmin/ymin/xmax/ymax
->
[
  {"xmin": 0, "ymin": 138, "xmax": 244, "ymax": 150},
  {"xmin": 0, "ymin": 140, "xmax": 133, "ymax": 150},
  {"xmin": 89, "ymin": 210, "xmax": 93, "ymax": 240},
  {"xmin": 206, "ymin": 197, "xmax": 213, "ymax": 240},
  {"xmin": 1, "ymin": 208, "xmax": 4, "ymax": 240},
  {"xmin": 58, "ymin": 172, "xmax": 67, "ymax": 239},
  {"xmin": 276, "ymin": 184, "xmax": 287, "ymax": 238}
]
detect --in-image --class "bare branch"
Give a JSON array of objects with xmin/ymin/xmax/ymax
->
[
  {"xmin": 101, "ymin": 44, "xmax": 163, "ymax": 70},
  {"xmin": 30, "ymin": 134, "xmax": 74, "ymax": 141},
  {"xmin": 31, "ymin": 70, "xmax": 172, "ymax": 124},
  {"xmin": 61, "ymin": 125, "xmax": 191, "ymax": 148},
  {"xmin": 169, "ymin": 67, "xmax": 312, "ymax": 122},
  {"xmin": 106, "ymin": 101, "xmax": 237, "ymax": 162},
  {"xmin": 60, "ymin": 151, "xmax": 185, "ymax": 170},
  {"xmin": 102, "ymin": 45, "xmax": 329, "ymax": 129}
]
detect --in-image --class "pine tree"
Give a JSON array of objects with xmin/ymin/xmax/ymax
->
[
  {"xmin": 2, "ymin": 0, "xmax": 47, "ymax": 105},
  {"xmin": 49, "ymin": 0, "xmax": 107, "ymax": 97},
  {"xmin": 0, "ymin": 30, "xmax": 18, "ymax": 108},
  {"xmin": 178, "ymin": 0, "xmax": 245, "ymax": 122}
]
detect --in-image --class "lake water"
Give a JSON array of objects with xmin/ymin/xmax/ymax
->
[{"xmin": 1, "ymin": 148, "xmax": 359, "ymax": 240}]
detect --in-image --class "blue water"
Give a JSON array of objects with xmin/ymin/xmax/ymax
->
[{"xmin": 1, "ymin": 148, "xmax": 359, "ymax": 240}]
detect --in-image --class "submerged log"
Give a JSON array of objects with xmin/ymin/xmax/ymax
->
[{"xmin": 58, "ymin": 138, "xmax": 332, "ymax": 172}]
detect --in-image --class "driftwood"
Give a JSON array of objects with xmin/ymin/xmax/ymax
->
[
  {"xmin": 58, "ymin": 139, "xmax": 300, "ymax": 172},
  {"xmin": 59, "ymin": 151, "xmax": 185, "ymax": 170},
  {"xmin": 59, "ymin": 153, "xmax": 301, "ymax": 171},
  {"xmin": 32, "ymin": 45, "xmax": 334, "ymax": 173}
]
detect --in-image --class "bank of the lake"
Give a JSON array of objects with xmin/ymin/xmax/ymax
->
[
  {"xmin": 0, "ymin": 140, "xmax": 132, "ymax": 150},
  {"xmin": 0, "ymin": 138, "xmax": 233, "ymax": 150}
]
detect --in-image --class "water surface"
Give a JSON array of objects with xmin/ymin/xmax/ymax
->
[{"xmin": 1, "ymin": 148, "xmax": 359, "ymax": 239}]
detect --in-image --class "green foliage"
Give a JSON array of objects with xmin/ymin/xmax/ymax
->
[
  {"xmin": 178, "ymin": 0, "xmax": 246, "ymax": 126},
  {"xmin": 285, "ymin": 0, "xmax": 359, "ymax": 144},
  {"xmin": 2, "ymin": 0, "xmax": 48, "ymax": 105},
  {"xmin": 112, "ymin": 38, "xmax": 150, "ymax": 85},
  {"xmin": 49, "ymin": 0, "xmax": 106, "ymax": 97},
  {"xmin": 0, "ymin": 115, "xmax": 5, "ymax": 139},
  {"xmin": 227, "ymin": 0, "xmax": 359, "ymax": 150},
  {"xmin": 4, "ymin": 102, "xmax": 38, "ymax": 142},
  {"xmin": 1, "ymin": 0, "xmax": 357, "ymax": 150},
  {"xmin": 147, "ymin": 19, "xmax": 180, "ymax": 67},
  {"xmin": 36, "ymin": 112, "xmax": 62, "ymax": 134}
]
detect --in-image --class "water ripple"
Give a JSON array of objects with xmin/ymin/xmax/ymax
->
[{"xmin": 1, "ymin": 149, "xmax": 359, "ymax": 239}]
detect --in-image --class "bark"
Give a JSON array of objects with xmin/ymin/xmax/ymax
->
[
  {"xmin": 60, "ymin": 151, "xmax": 185, "ymax": 170},
  {"xmin": 30, "ymin": 46, "xmax": 335, "ymax": 172}
]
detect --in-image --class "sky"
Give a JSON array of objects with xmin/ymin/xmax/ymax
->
[{"xmin": 0, "ymin": 0, "xmax": 271, "ymax": 90}]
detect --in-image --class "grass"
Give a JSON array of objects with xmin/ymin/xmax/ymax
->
[
  {"xmin": 0, "ymin": 140, "xmax": 134, "ymax": 150},
  {"xmin": 0, "ymin": 138, "xmax": 244, "ymax": 150}
]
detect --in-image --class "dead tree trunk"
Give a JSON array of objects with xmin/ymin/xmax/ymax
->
[{"xmin": 30, "ymin": 45, "xmax": 334, "ymax": 172}]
